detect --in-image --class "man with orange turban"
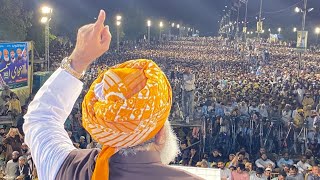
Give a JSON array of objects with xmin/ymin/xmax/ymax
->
[{"xmin": 23, "ymin": 10, "xmax": 202, "ymax": 180}]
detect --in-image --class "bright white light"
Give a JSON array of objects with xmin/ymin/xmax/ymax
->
[
  {"xmin": 159, "ymin": 21, "xmax": 163, "ymax": 28},
  {"xmin": 262, "ymin": 30, "xmax": 265, "ymax": 33},
  {"xmin": 315, "ymin": 27, "xmax": 320, "ymax": 34},
  {"xmin": 171, "ymin": 23, "xmax": 175, "ymax": 27},
  {"xmin": 40, "ymin": 17, "xmax": 48, "ymax": 23},
  {"xmin": 116, "ymin": 15, "xmax": 122, "ymax": 21},
  {"xmin": 147, "ymin": 20, "xmax": 151, "ymax": 27},
  {"xmin": 177, "ymin": 24, "xmax": 180, "ymax": 28},
  {"xmin": 268, "ymin": 28, "xmax": 271, "ymax": 32},
  {"xmin": 295, "ymin": 7, "xmax": 300, "ymax": 13},
  {"xmin": 250, "ymin": 31, "xmax": 253, "ymax": 34},
  {"xmin": 278, "ymin": 27, "xmax": 281, "ymax": 32},
  {"xmin": 308, "ymin": 8, "xmax": 314, "ymax": 12},
  {"xmin": 116, "ymin": 21, "xmax": 121, "ymax": 26},
  {"xmin": 293, "ymin": 27, "xmax": 297, "ymax": 32},
  {"xmin": 41, "ymin": 6, "xmax": 52, "ymax": 14}
]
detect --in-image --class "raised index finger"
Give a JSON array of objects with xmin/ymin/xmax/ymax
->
[{"xmin": 94, "ymin": 10, "xmax": 106, "ymax": 31}]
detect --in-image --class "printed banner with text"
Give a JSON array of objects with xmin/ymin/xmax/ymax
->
[{"xmin": 0, "ymin": 42, "xmax": 29, "ymax": 89}]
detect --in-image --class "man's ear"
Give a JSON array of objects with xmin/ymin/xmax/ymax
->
[{"xmin": 155, "ymin": 125, "xmax": 166, "ymax": 146}]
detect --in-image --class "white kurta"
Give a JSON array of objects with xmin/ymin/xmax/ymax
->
[{"xmin": 23, "ymin": 68, "xmax": 83, "ymax": 180}]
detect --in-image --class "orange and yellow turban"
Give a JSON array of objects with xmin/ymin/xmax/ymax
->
[{"xmin": 82, "ymin": 59, "xmax": 172, "ymax": 180}]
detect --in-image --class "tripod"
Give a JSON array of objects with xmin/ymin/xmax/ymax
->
[
  {"xmin": 282, "ymin": 122, "xmax": 295, "ymax": 153},
  {"xmin": 297, "ymin": 121, "xmax": 308, "ymax": 155},
  {"xmin": 258, "ymin": 119, "xmax": 264, "ymax": 148},
  {"xmin": 249, "ymin": 118, "xmax": 254, "ymax": 154},
  {"xmin": 263, "ymin": 122, "xmax": 274, "ymax": 148},
  {"xmin": 176, "ymin": 102, "xmax": 184, "ymax": 121},
  {"xmin": 230, "ymin": 117, "xmax": 237, "ymax": 152},
  {"xmin": 201, "ymin": 117, "xmax": 206, "ymax": 154}
]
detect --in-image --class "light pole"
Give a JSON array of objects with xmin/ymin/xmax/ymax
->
[
  {"xmin": 236, "ymin": 4, "xmax": 240, "ymax": 40},
  {"xmin": 315, "ymin": 27, "xmax": 320, "ymax": 44},
  {"xmin": 159, "ymin": 21, "xmax": 163, "ymax": 40},
  {"xmin": 295, "ymin": 0, "xmax": 313, "ymax": 31},
  {"xmin": 40, "ymin": 6, "xmax": 52, "ymax": 71},
  {"xmin": 294, "ymin": 1, "xmax": 313, "ymax": 80},
  {"xmin": 116, "ymin": 15, "xmax": 122, "ymax": 51},
  {"xmin": 169, "ymin": 23, "xmax": 174, "ymax": 37},
  {"xmin": 147, "ymin": 20, "xmax": 151, "ymax": 43},
  {"xmin": 258, "ymin": 0, "xmax": 263, "ymax": 37},
  {"xmin": 177, "ymin": 24, "xmax": 180, "ymax": 37},
  {"xmin": 302, "ymin": 0, "xmax": 307, "ymax": 31},
  {"xmin": 293, "ymin": 27, "xmax": 297, "ymax": 32},
  {"xmin": 244, "ymin": 0, "xmax": 249, "ymax": 40}
]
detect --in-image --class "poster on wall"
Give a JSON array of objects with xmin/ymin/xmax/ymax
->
[{"xmin": 0, "ymin": 42, "xmax": 29, "ymax": 89}]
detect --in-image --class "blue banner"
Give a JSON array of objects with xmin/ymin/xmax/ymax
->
[{"xmin": 0, "ymin": 42, "xmax": 29, "ymax": 89}]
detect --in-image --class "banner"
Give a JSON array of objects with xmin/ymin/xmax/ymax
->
[
  {"xmin": 0, "ymin": 42, "xmax": 29, "ymax": 89},
  {"xmin": 243, "ymin": 26, "xmax": 247, "ymax": 33},
  {"xmin": 257, "ymin": 21, "xmax": 263, "ymax": 33},
  {"xmin": 296, "ymin": 31, "xmax": 308, "ymax": 50}
]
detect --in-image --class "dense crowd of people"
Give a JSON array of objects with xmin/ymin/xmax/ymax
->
[{"xmin": 0, "ymin": 36, "xmax": 319, "ymax": 179}]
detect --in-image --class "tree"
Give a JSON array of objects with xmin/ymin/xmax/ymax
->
[{"xmin": 0, "ymin": 0, "xmax": 33, "ymax": 41}]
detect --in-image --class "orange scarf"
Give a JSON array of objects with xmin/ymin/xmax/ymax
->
[{"xmin": 82, "ymin": 59, "xmax": 172, "ymax": 180}]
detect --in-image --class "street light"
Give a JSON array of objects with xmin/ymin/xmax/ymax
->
[
  {"xmin": 278, "ymin": 27, "xmax": 281, "ymax": 34},
  {"xmin": 115, "ymin": 15, "xmax": 122, "ymax": 51},
  {"xmin": 40, "ymin": 5, "xmax": 52, "ymax": 71},
  {"xmin": 41, "ymin": 6, "xmax": 52, "ymax": 14},
  {"xmin": 159, "ymin": 21, "xmax": 163, "ymax": 40},
  {"xmin": 295, "ymin": 7, "xmax": 300, "ymax": 13},
  {"xmin": 293, "ymin": 27, "xmax": 297, "ymax": 32},
  {"xmin": 159, "ymin": 21, "xmax": 163, "ymax": 28},
  {"xmin": 40, "ymin": 17, "xmax": 49, "ymax": 23},
  {"xmin": 177, "ymin": 24, "xmax": 180, "ymax": 29},
  {"xmin": 171, "ymin": 23, "xmax": 175, "ymax": 27},
  {"xmin": 116, "ymin": 15, "xmax": 122, "ymax": 21},
  {"xmin": 147, "ymin": 20, "xmax": 151, "ymax": 43}
]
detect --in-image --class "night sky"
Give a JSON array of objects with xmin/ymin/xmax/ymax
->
[{"xmin": 33, "ymin": 0, "xmax": 320, "ymax": 37}]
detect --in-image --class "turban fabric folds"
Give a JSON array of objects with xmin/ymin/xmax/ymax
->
[{"xmin": 82, "ymin": 59, "xmax": 172, "ymax": 180}]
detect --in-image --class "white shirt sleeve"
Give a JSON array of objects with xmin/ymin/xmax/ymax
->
[{"xmin": 23, "ymin": 68, "xmax": 83, "ymax": 180}]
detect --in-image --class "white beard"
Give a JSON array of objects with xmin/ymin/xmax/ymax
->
[
  {"xmin": 158, "ymin": 121, "xmax": 180, "ymax": 165},
  {"xmin": 118, "ymin": 121, "xmax": 180, "ymax": 165}
]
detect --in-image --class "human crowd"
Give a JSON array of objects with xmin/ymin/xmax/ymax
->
[{"xmin": 0, "ymin": 36, "xmax": 319, "ymax": 179}]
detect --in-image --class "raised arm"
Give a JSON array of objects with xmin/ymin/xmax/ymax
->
[
  {"xmin": 23, "ymin": 68, "xmax": 83, "ymax": 180},
  {"xmin": 23, "ymin": 9, "xmax": 112, "ymax": 180}
]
